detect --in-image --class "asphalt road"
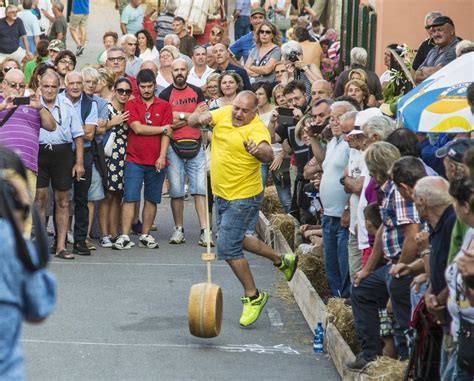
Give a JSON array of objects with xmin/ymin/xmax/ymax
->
[
  {"xmin": 21, "ymin": 2, "xmax": 340, "ymax": 379},
  {"xmin": 23, "ymin": 199, "xmax": 340, "ymax": 380}
]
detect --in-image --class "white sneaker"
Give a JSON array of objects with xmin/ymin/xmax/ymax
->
[
  {"xmin": 99, "ymin": 235, "xmax": 113, "ymax": 248},
  {"xmin": 139, "ymin": 234, "xmax": 159, "ymax": 249},
  {"xmin": 67, "ymin": 231, "xmax": 74, "ymax": 244},
  {"xmin": 113, "ymin": 234, "xmax": 133, "ymax": 250},
  {"xmin": 169, "ymin": 226, "xmax": 185, "ymax": 244},
  {"xmin": 199, "ymin": 229, "xmax": 214, "ymax": 247}
]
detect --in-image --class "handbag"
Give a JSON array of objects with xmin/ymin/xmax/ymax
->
[
  {"xmin": 103, "ymin": 131, "xmax": 116, "ymax": 158},
  {"xmin": 170, "ymin": 138, "xmax": 202, "ymax": 160}
]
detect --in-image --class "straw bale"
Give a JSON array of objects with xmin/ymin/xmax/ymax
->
[
  {"xmin": 326, "ymin": 298, "xmax": 360, "ymax": 354},
  {"xmin": 269, "ymin": 213, "xmax": 296, "ymax": 250},
  {"xmin": 297, "ymin": 251, "xmax": 330, "ymax": 297},
  {"xmin": 261, "ymin": 186, "xmax": 284, "ymax": 216},
  {"xmin": 366, "ymin": 357, "xmax": 408, "ymax": 381}
]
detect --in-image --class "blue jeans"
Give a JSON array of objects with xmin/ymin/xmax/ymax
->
[
  {"xmin": 123, "ymin": 162, "xmax": 167, "ymax": 204},
  {"xmin": 271, "ymin": 158, "xmax": 292, "ymax": 213},
  {"xmin": 442, "ymin": 345, "xmax": 474, "ymax": 380},
  {"xmin": 351, "ymin": 264, "xmax": 413, "ymax": 361},
  {"xmin": 215, "ymin": 194, "xmax": 263, "ymax": 261},
  {"xmin": 321, "ymin": 215, "xmax": 350, "ymax": 298},
  {"xmin": 167, "ymin": 147, "xmax": 206, "ymax": 198},
  {"xmin": 234, "ymin": 15, "xmax": 250, "ymax": 40},
  {"xmin": 410, "ymin": 281, "xmax": 428, "ymax": 316},
  {"xmin": 20, "ymin": 36, "xmax": 36, "ymax": 54}
]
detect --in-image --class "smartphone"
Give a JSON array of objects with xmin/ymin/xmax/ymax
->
[
  {"xmin": 13, "ymin": 96, "xmax": 30, "ymax": 106},
  {"xmin": 309, "ymin": 123, "xmax": 324, "ymax": 135},
  {"xmin": 277, "ymin": 107, "xmax": 295, "ymax": 126}
]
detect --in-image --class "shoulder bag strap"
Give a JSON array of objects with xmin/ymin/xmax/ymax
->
[{"xmin": 0, "ymin": 107, "xmax": 18, "ymax": 128}]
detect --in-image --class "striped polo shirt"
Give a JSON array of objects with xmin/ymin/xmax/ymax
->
[{"xmin": 0, "ymin": 98, "xmax": 41, "ymax": 172}]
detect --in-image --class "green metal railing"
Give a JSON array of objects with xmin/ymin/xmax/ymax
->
[{"xmin": 341, "ymin": 0, "xmax": 377, "ymax": 71}]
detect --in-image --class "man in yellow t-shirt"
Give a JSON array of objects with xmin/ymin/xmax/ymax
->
[{"xmin": 188, "ymin": 91, "xmax": 298, "ymax": 327}]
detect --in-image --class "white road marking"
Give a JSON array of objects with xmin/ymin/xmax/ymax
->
[
  {"xmin": 49, "ymin": 261, "xmax": 265, "ymax": 268},
  {"xmin": 267, "ymin": 307, "xmax": 284, "ymax": 326},
  {"xmin": 22, "ymin": 339, "xmax": 300, "ymax": 355}
]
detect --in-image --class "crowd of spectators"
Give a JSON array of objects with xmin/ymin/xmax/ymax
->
[{"xmin": 0, "ymin": 0, "xmax": 474, "ymax": 379}]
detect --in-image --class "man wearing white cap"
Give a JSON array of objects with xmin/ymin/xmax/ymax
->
[{"xmin": 340, "ymin": 108, "xmax": 382, "ymax": 278}]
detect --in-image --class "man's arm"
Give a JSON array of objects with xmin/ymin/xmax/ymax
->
[
  {"xmin": 344, "ymin": 176, "xmax": 364, "ymax": 195},
  {"xmin": 72, "ymin": 136, "xmax": 85, "ymax": 181},
  {"xmin": 128, "ymin": 121, "xmax": 169, "ymax": 135},
  {"xmin": 398, "ymin": 223, "xmax": 421, "ymax": 264},
  {"xmin": 38, "ymin": 107, "xmax": 56, "ymax": 131},
  {"xmin": 82, "ymin": 124, "xmax": 96, "ymax": 141},
  {"xmin": 120, "ymin": 22, "xmax": 127, "ymax": 35},
  {"xmin": 354, "ymin": 225, "xmax": 384, "ymax": 286},
  {"xmin": 244, "ymin": 140, "xmax": 274, "ymax": 163},
  {"xmin": 414, "ymin": 65, "xmax": 442, "ymax": 84},
  {"xmin": 310, "ymin": 135, "xmax": 326, "ymax": 164}
]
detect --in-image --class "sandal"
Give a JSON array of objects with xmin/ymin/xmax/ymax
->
[{"xmin": 55, "ymin": 249, "xmax": 75, "ymax": 260}]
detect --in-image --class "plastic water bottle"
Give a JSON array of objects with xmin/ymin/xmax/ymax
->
[{"xmin": 313, "ymin": 322, "xmax": 324, "ymax": 353}]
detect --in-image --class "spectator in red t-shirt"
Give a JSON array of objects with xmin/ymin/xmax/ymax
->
[
  {"xmin": 113, "ymin": 69, "xmax": 173, "ymax": 250},
  {"xmin": 159, "ymin": 59, "xmax": 212, "ymax": 247}
]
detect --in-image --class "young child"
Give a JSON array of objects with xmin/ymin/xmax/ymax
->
[
  {"xmin": 362, "ymin": 202, "xmax": 382, "ymax": 268},
  {"xmin": 363, "ymin": 202, "xmax": 396, "ymax": 358}
]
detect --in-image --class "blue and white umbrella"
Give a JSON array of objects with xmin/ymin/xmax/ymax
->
[{"xmin": 397, "ymin": 52, "xmax": 474, "ymax": 133}]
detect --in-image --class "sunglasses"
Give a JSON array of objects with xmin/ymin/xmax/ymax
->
[
  {"xmin": 3, "ymin": 66, "xmax": 16, "ymax": 73},
  {"xmin": 211, "ymin": 30, "xmax": 222, "ymax": 36},
  {"xmin": 259, "ymin": 29, "xmax": 273, "ymax": 35},
  {"xmin": 6, "ymin": 81, "xmax": 26, "ymax": 89},
  {"xmin": 116, "ymin": 88, "xmax": 132, "ymax": 96}
]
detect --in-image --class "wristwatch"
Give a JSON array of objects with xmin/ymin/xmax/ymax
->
[
  {"xmin": 179, "ymin": 112, "xmax": 185, "ymax": 121},
  {"xmin": 162, "ymin": 127, "xmax": 168, "ymax": 135}
]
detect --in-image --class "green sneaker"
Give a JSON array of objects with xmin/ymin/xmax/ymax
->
[
  {"xmin": 277, "ymin": 254, "xmax": 299, "ymax": 282},
  {"xmin": 239, "ymin": 291, "xmax": 269, "ymax": 327}
]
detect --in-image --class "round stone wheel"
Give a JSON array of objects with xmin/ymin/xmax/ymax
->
[{"xmin": 188, "ymin": 282, "xmax": 223, "ymax": 338}]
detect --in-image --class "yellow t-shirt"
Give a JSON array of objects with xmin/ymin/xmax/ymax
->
[{"xmin": 210, "ymin": 105, "xmax": 271, "ymax": 201}]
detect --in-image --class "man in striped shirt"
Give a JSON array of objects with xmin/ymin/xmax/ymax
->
[
  {"xmin": 0, "ymin": 69, "xmax": 56, "ymax": 184},
  {"xmin": 154, "ymin": 1, "xmax": 176, "ymax": 51}
]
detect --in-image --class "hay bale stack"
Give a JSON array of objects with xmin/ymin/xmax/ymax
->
[
  {"xmin": 297, "ymin": 251, "xmax": 330, "ymax": 297},
  {"xmin": 326, "ymin": 298, "xmax": 360, "ymax": 354},
  {"xmin": 261, "ymin": 186, "xmax": 284, "ymax": 217},
  {"xmin": 269, "ymin": 213, "xmax": 296, "ymax": 250},
  {"xmin": 366, "ymin": 357, "xmax": 408, "ymax": 381}
]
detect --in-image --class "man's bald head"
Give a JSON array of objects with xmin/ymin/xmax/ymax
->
[
  {"xmin": 311, "ymin": 80, "xmax": 332, "ymax": 101},
  {"xmin": 140, "ymin": 60, "xmax": 158, "ymax": 76},
  {"xmin": 3, "ymin": 69, "xmax": 25, "ymax": 97},
  {"xmin": 232, "ymin": 91, "xmax": 258, "ymax": 127}
]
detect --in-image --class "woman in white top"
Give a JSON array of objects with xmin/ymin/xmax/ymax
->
[
  {"xmin": 135, "ymin": 29, "xmax": 159, "ymax": 63},
  {"xmin": 156, "ymin": 45, "xmax": 179, "ymax": 94},
  {"xmin": 207, "ymin": 72, "xmax": 243, "ymax": 110},
  {"xmin": 251, "ymin": 82, "xmax": 275, "ymax": 187}
]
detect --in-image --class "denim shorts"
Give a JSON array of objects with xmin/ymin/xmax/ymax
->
[
  {"xmin": 87, "ymin": 164, "xmax": 105, "ymax": 201},
  {"xmin": 215, "ymin": 193, "xmax": 263, "ymax": 261},
  {"xmin": 166, "ymin": 146, "xmax": 206, "ymax": 198},
  {"xmin": 123, "ymin": 161, "xmax": 167, "ymax": 204}
]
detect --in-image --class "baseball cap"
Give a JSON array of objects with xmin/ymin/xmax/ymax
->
[
  {"xmin": 348, "ymin": 108, "xmax": 383, "ymax": 136},
  {"xmin": 435, "ymin": 139, "xmax": 474, "ymax": 163},
  {"xmin": 48, "ymin": 39, "xmax": 65, "ymax": 52},
  {"xmin": 430, "ymin": 16, "xmax": 455, "ymax": 28},
  {"xmin": 251, "ymin": 7, "xmax": 266, "ymax": 17}
]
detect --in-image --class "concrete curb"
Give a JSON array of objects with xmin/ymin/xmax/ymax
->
[{"xmin": 257, "ymin": 212, "xmax": 367, "ymax": 381}]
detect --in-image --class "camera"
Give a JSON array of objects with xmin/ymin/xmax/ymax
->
[{"xmin": 288, "ymin": 51, "xmax": 300, "ymax": 63}]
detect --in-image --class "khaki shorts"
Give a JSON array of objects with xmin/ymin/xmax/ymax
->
[{"xmin": 69, "ymin": 13, "xmax": 89, "ymax": 28}]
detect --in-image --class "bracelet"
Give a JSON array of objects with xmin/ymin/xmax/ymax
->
[{"xmin": 419, "ymin": 249, "xmax": 430, "ymax": 258}]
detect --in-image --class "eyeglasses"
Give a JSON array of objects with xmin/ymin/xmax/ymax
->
[
  {"xmin": 108, "ymin": 56, "xmax": 125, "ymax": 62},
  {"xmin": 259, "ymin": 29, "xmax": 273, "ymax": 35},
  {"xmin": 211, "ymin": 30, "xmax": 222, "ymax": 36},
  {"xmin": 6, "ymin": 81, "xmax": 26, "ymax": 89},
  {"xmin": 144, "ymin": 112, "xmax": 152, "ymax": 125},
  {"xmin": 116, "ymin": 88, "xmax": 132, "ymax": 96},
  {"xmin": 58, "ymin": 59, "xmax": 74, "ymax": 66},
  {"xmin": 3, "ymin": 66, "xmax": 16, "ymax": 73}
]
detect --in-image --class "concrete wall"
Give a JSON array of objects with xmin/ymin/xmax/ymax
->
[{"xmin": 361, "ymin": 0, "xmax": 474, "ymax": 74}]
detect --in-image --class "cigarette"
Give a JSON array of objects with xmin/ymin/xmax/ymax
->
[{"xmin": 79, "ymin": 177, "xmax": 86, "ymax": 181}]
